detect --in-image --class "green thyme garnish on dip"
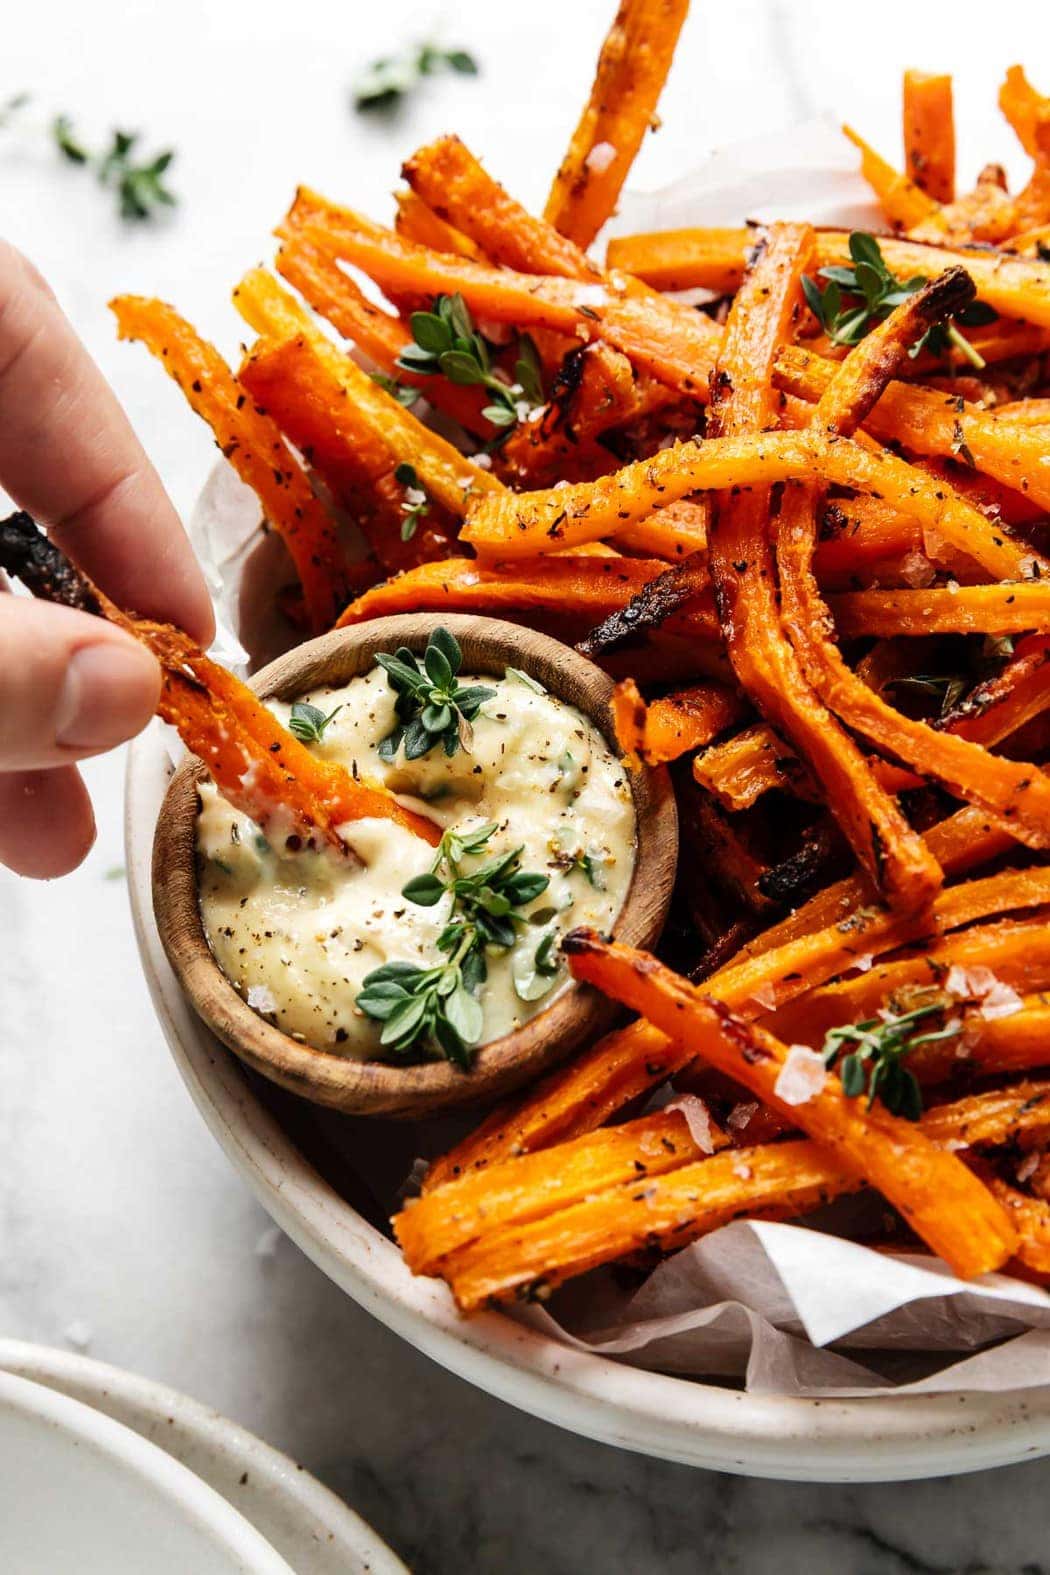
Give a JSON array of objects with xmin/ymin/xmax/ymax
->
[
  {"xmin": 821, "ymin": 994, "xmax": 959, "ymax": 1120},
  {"xmin": 394, "ymin": 462, "xmax": 430, "ymax": 541},
  {"xmin": 376, "ymin": 626, "xmax": 495, "ymax": 761},
  {"xmin": 356, "ymin": 822, "xmax": 551, "ymax": 1063},
  {"xmin": 288, "ymin": 700, "xmax": 344, "ymax": 744},
  {"xmin": 396, "ymin": 293, "xmax": 545, "ymax": 429},
  {"xmin": 802, "ymin": 231, "xmax": 996, "ymax": 368},
  {"xmin": 353, "ymin": 41, "xmax": 479, "ymax": 114}
]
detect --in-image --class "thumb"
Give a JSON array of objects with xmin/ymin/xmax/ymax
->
[{"xmin": 0, "ymin": 595, "xmax": 160, "ymax": 770}]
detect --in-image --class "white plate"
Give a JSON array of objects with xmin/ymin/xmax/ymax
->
[
  {"xmin": 0, "ymin": 1341, "xmax": 407, "ymax": 1575},
  {"xmin": 127, "ymin": 731, "xmax": 1050, "ymax": 1482},
  {"xmin": 0, "ymin": 1367, "xmax": 294, "ymax": 1575}
]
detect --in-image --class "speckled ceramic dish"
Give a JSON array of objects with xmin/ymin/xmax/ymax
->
[
  {"xmin": 128, "ymin": 729, "xmax": 1050, "ymax": 1482},
  {"xmin": 0, "ymin": 1340, "xmax": 406, "ymax": 1575}
]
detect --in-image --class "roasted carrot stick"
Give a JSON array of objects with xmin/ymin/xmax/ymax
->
[
  {"xmin": 0, "ymin": 513, "xmax": 439, "ymax": 849},
  {"xmin": 543, "ymin": 0, "xmax": 690, "ymax": 249},
  {"xmin": 110, "ymin": 295, "xmax": 348, "ymax": 633},
  {"xmin": 393, "ymin": 188, "xmax": 482, "ymax": 259},
  {"xmin": 611, "ymin": 677, "xmax": 745, "ymax": 766},
  {"xmin": 231, "ymin": 267, "xmax": 500, "ymax": 517},
  {"xmin": 563, "ymin": 931, "xmax": 1016, "ymax": 1278},
  {"xmin": 830, "ymin": 583, "xmax": 1050, "ymax": 638},
  {"xmin": 606, "ymin": 228, "xmax": 1050, "ymax": 326},
  {"xmin": 843, "ymin": 123, "xmax": 946, "ymax": 231},
  {"xmin": 903, "ymin": 71, "xmax": 956, "ymax": 203},
  {"xmin": 1000, "ymin": 65, "xmax": 1046, "ymax": 158}
]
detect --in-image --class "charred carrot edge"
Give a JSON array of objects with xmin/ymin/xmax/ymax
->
[
  {"xmin": 563, "ymin": 932, "xmax": 1016, "ymax": 1279},
  {"xmin": 1000, "ymin": 65, "xmax": 1045, "ymax": 157},
  {"xmin": 903, "ymin": 71, "xmax": 956, "ymax": 204},
  {"xmin": 424, "ymin": 855, "xmax": 1050, "ymax": 1191},
  {"xmin": 543, "ymin": 0, "xmax": 690, "ymax": 249},
  {"xmin": 393, "ymin": 188, "xmax": 482, "ymax": 260},
  {"xmin": 612, "ymin": 678, "xmax": 745, "ymax": 766},
  {"xmin": 231, "ymin": 267, "xmax": 501, "ymax": 518},
  {"xmin": 707, "ymin": 224, "xmax": 938, "ymax": 909},
  {"xmin": 404, "ymin": 1082, "xmax": 1050, "ymax": 1287},
  {"xmin": 110, "ymin": 296, "xmax": 347, "ymax": 633},
  {"xmin": 275, "ymin": 238, "xmax": 492, "ymax": 435},
  {"xmin": 602, "ymin": 227, "xmax": 1050, "ymax": 327},
  {"xmin": 238, "ymin": 338, "xmax": 459, "ymax": 577},
  {"xmin": 769, "ymin": 916, "xmax": 1050, "ymax": 1047},
  {"xmin": 0, "ymin": 514, "xmax": 439, "ymax": 849},
  {"xmin": 336, "ymin": 554, "xmax": 722, "ymax": 642},
  {"xmin": 842, "ymin": 123, "xmax": 945, "ymax": 232}
]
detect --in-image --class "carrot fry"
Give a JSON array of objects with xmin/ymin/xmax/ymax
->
[
  {"xmin": 110, "ymin": 295, "xmax": 348, "ymax": 633},
  {"xmin": 563, "ymin": 931, "xmax": 1016, "ymax": 1278},
  {"xmin": 1000, "ymin": 65, "xmax": 1046, "ymax": 157},
  {"xmin": 231, "ymin": 267, "xmax": 500, "ymax": 516},
  {"xmin": 543, "ymin": 0, "xmax": 690, "ymax": 249},
  {"xmin": 843, "ymin": 123, "xmax": 945, "ymax": 231},
  {"xmin": 612, "ymin": 677, "xmax": 745, "ymax": 765},
  {"xmin": 238, "ymin": 338, "xmax": 458, "ymax": 574},
  {"xmin": 831, "ymin": 583, "xmax": 1050, "ymax": 638},
  {"xmin": 406, "ymin": 1083, "xmax": 1050, "ymax": 1298},
  {"xmin": 604, "ymin": 227, "xmax": 1050, "ymax": 326},
  {"xmin": 276, "ymin": 239, "xmax": 492, "ymax": 435},
  {"xmin": 393, "ymin": 188, "xmax": 482, "ymax": 259},
  {"xmin": 694, "ymin": 723, "xmax": 817, "ymax": 811},
  {"xmin": 986, "ymin": 1176, "xmax": 1050, "ymax": 1275},
  {"xmin": 464, "ymin": 428, "xmax": 1042, "ymax": 580},
  {"xmin": 0, "ymin": 513, "xmax": 438, "ymax": 849},
  {"xmin": 404, "ymin": 134, "xmax": 599, "ymax": 279},
  {"xmin": 769, "ymin": 917, "xmax": 1050, "ymax": 1046},
  {"xmin": 903, "ymin": 71, "xmax": 956, "ymax": 204}
]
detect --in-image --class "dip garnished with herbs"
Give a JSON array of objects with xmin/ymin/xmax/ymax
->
[{"xmin": 197, "ymin": 630, "xmax": 635, "ymax": 1064}]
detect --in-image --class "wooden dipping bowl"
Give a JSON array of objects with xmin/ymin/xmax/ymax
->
[{"xmin": 152, "ymin": 614, "xmax": 678, "ymax": 1119}]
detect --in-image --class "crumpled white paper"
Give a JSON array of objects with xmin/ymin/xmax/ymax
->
[{"xmin": 187, "ymin": 120, "xmax": 1050, "ymax": 1394}]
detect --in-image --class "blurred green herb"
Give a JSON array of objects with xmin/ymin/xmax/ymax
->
[
  {"xmin": 354, "ymin": 41, "xmax": 478, "ymax": 114},
  {"xmin": 50, "ymin": 118, "xmax": 177, "ymax": 221}
]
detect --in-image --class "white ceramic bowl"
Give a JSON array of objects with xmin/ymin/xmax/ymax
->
[
  {"xmin": 0, "ymin": 1367, "xmax": 293, "ymax": 1574},
  {"xmin": 0, "ymin": 1341, "xmax": 407, "ymax": 1575},
  {"xmin": 129, "ymin": 730, "xmax": 1050, "ymax": 1481}
]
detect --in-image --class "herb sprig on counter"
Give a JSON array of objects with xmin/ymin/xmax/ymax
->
[
  {"xmin": 52, "ymin": 119, "xmax": 177, "ymax": 221},
  {"xmin": 376, "ymin": 627, "xmax": 495, "ymax": 761},
  {"xmin": 821, "ymin": 996, "xmax": 958, "ymax": 1119},
  {"xmin": 357, "ymin": 822, "xmax": 551, "ymax": 1064},
  {"xmin": 802, "ymin": 232, "xmax": 996, "ymax": 368},
  {"xmin": 353, "ymin": 41, "xmax": 479, "ymax": 114},
  {"xmin": 396, "ymin": 293, "xmax": 544, "ymax": 429}
]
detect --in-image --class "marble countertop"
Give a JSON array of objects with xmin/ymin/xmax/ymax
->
[{"xmin": 2, "ymin": 2, "xmax": 1049, "ymax": 1568}]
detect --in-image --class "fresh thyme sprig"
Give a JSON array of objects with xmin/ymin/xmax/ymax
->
[
  {"xmin": 0, "ymin": 92, "xmax": 29, "ymax": 129},
  {"xmin": 353, "ymin": 41, "xmax": 479, "ymax": 114},
  {"xmin": 394, "ymin": 461, "xmax": 430, "ymax": 541},
  {"xmin": 802, "ymin": 232, "xmax": 996, "ymax": 368},
  {"xmin": 288, "ymin": 700, "xmax": 343, "ymax": 743},
  {"xmin": 821, "ymin": 995, "xmax": 958, "ymax": 1119},
  {"xmin": 51, "ymin": 118, "xmax": 177, "ymax": 221},
  {"xmin": 376, "ymin": 626, "xmax": 495, "ymax": 761},
  {"xmin": 356, "ymin": 822, "xmax": 551, "ymax": 1063},
  {"xmin": 396, "ymin": 293, "xmax": 544, "ymax": 429},
  {"xmin": 370, "ymin": 371, "xmax": 421, "ymax": 409}
]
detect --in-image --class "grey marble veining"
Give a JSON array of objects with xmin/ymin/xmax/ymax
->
[{"xmin": 2, "ymin": 2, "xmax": 1050, "ymax": 1569}]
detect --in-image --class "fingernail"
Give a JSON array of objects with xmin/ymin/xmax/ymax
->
[{"xmin": 56, "ymin": 641, "xmax": 160, "ymax": 750}]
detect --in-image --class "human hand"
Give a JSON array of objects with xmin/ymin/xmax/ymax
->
[{"xmin": 0, "ymin": 241, "xmax": 213, "ymax": 877}]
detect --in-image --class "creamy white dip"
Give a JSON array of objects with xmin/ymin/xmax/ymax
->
[{"xmin": 197, "ymin": 664, "xmax": 636, "ymax": 1060}]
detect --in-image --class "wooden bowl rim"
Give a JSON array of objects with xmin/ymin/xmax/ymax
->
[{"xmin": 152, "ymin": 613, "xmax": 678, "ymax": 1118}]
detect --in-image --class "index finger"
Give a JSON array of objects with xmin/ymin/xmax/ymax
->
[{"xmin": 0, "ymin": 241, "xmax": 214, "ymax": 644}]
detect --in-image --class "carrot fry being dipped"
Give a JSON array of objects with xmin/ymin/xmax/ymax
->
[{"xmin": 0, "ymin": 512, "xmax": 439, "ymax": 850}]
